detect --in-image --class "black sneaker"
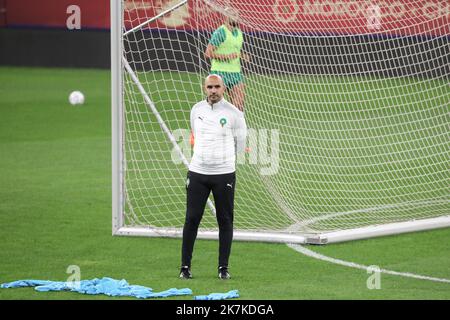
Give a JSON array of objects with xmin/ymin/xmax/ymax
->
[
  {"xmin": 218, "ymin": 266, "xmax": 231, "ymax": 280},
  {"xmin": 179, "ymin": 266, "xmax": 192, "ymax": 279}
]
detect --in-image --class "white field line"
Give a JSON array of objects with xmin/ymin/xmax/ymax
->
[{"xmin": 287, "ymin": 243, "xmax": 450, "ymax": 284}]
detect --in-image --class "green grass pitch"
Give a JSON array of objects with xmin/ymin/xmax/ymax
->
[{"xmin": 0, "ymin": 66, "xmax": 449, "ymax": 300}]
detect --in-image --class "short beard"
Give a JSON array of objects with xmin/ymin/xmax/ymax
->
[{"xmin": 208, "ymin": 96, "xmax": 220, "ymax": 104}]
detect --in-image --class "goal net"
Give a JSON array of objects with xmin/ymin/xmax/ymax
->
[{"xmin": 112, "ymin": 0, "xmax": 450, "ymax": 243}]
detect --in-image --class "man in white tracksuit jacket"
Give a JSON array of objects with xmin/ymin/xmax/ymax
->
[{"xmin": 180, "ymin": 74, "xmax": 247, "ymax": 280}]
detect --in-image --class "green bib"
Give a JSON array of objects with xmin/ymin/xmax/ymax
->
[{"xmin": 211, "ymin": 25, "xmax": 243, "ymax": 73}]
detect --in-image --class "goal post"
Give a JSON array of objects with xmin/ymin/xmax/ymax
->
[
  {"xmin": 111, "ymin": 0, "xmax": 450, "ymax": 244},
  {"xmin": 111, "ymin": 0, "xmax": 123, "ymax": 235}
]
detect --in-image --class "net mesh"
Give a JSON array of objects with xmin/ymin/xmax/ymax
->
[{"xmin": 121, "ymin": 0, "xmax": 449, "ymax": 235}]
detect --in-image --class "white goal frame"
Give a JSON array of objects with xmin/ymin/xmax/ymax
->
[{"xmin": 111, "ymin": 0, "xmax": 450, "ymax": 244}]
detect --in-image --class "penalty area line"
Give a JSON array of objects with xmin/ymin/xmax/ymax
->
[{"xmin": 287, "ymin": 243, "xmax": 450, "ymax": 284}]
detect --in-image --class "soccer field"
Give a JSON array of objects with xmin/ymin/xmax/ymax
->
[{"xmin": 0, "ymin": 66, "xmax": 449, "ymax": 300}]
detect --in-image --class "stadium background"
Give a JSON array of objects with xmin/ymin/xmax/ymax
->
[{"xmin": 0, "ymin": 0, "xmax": 448, "ymax": 77}]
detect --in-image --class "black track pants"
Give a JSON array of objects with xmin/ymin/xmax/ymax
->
[{"xmin": 181, "ymin": 170, "xmax": 236, "ymax": 268}]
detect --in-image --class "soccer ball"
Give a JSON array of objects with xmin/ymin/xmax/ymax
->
[{"xmin": 69, "ymin": 91, "xmax": 85, "ymax": 105}]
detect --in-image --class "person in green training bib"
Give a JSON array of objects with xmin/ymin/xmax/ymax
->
[{"xmin": 204, "ymin": 8, "xmax": 248, "ymax": 112}]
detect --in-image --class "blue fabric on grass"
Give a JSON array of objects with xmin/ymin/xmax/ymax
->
[
  {"xmin": 194, "ymin": 289, "xmax": 239, "ymax": 300},
  {"xmin": 1, "ymin": 280, "xmax": 52, "ymax": 288},
  {"xmin": 1, "ymin": 277, "xmax": 192, "ymax": 299}
]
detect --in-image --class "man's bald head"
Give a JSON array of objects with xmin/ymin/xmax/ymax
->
[
  {"xmin": 205, "ymin": 74, "xmax": 224, "ymax": 86},
  {"xmin": 204, "ymin": 74, "xmax": 225, "ymax": 104}
]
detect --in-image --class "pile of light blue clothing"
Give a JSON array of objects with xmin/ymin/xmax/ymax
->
[
  {"xmin": 1, "ymin": 277, "xmax": 190, "ymax": 299},
  {"xmin": 0, "ymin": 277, "xmax": 239, "ymax": 300}
]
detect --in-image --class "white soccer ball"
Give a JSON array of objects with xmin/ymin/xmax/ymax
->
[{"xmin": 69, "ymin": 91, "xmax": 85, "ymax": 105}]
